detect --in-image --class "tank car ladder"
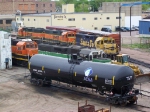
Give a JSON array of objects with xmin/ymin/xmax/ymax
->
[{"xmin": 68, "ymin": 64, "xmax": 76, "ymax": 85}]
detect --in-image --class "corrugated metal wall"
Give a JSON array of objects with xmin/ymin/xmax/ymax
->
[{"xmin": 139, "ymin": 21, "xmax": 150, "ymax": 35}]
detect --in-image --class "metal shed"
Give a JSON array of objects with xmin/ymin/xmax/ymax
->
[{"xmin": 139, "ymin": 20, "xmax": 150, "ymax": 35}]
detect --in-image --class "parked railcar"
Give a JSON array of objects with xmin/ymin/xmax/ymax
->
[{"xmin": 29, "ymin": 54, "xmax": 140, "ymax": 105}]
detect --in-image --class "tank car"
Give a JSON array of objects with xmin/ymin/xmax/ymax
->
[{"xmin": 29, "ymin": 54, "xmax": 140, "ymax": 106}]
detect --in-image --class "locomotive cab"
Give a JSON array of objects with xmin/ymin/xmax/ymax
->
[{"xmin": 12, "ymin": 39, "xmax": 38, "ymax": 65}]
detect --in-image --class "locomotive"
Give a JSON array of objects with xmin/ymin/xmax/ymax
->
[
  {"xmin": 17, "ymin": 27, "xmax": 120, "ymax": 59},
  {"xmin": 29, "ymin": 54, "xmax": 140, "ymax": 106},
  {"xmin": 11, "ymin": 38, "xmax": 38, "ymax": 66}
]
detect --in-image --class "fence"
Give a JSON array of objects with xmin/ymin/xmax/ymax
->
[{"xmin": 121, "ymin": 37, "xmax": 150, "ymax": 49}]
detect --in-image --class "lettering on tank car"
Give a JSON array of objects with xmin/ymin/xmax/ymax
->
[
  {"xmin": 33, "ymin": 69, "xmax": 37, "ymax": 72},
  {"xmin": 126, "ymin": 76, "xmax": 132, "ymax": 80},
  {"xmin": 83, "ymin": 67, "xmax": 93, "ymax": 82},
  {"xmin": 105, "ymin": 79, "xmax": 112, "ymax": 85},
  {"xmin": 33, "ymin": 69, "xmax": 44, "ymax": 75},
  {"xmin": 36, "ymin": 72, "xmax": 42, "ymax": 75},
  {"xmin": 38, "ymin": 70, "xmax": 42, "ymax": 73}
]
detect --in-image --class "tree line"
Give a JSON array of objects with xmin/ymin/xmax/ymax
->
[{"xmin": 55, "ymin": 0, "xmax": 150, "ymax": 12}]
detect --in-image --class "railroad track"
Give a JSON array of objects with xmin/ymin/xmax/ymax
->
[
  {"xmin": 32, "ymin": 80, "xmax": 150, "ymax": 112},
  {"xmin": 0, "ymin": 72, "xmax": 150, "ymax": 112},
  {"xmin": 129, "ymin": 58, "xmax": 150, "ymax": 69},
  {"xmin": 140, "ymin": 89, "xmax": 150, "ymax": 97}
]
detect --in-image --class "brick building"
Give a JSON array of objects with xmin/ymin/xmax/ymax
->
[
  {"xmin": 0, "ymin": 15, "xmax": 15, "ymax": 30},
  {"xmin": 0, "ymin": 0, "xmax": 56, "ymax": 14},
  {"xmin": 101, "ymin": 2, "xmax": 141, "ymax": 16}
]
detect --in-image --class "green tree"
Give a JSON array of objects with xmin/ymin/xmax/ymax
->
[{"xmin": 55, "ymin": 0, "xmax": 150, "ymax": 12}]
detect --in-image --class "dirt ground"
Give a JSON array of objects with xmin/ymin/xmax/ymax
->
[
  {"xmin": 1, "ymin": 31, "xmax": 150, "ymax": 112},
  {"xmin": 0, "ymin": 66, "xmax": 150, "ymax": 112}
]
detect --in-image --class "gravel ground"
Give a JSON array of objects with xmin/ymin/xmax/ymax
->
[{"xmin": 0, "ymin": 66, "xmax": 150, "ymax": 112}]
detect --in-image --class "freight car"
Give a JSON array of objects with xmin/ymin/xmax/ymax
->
[
  {"xmin": 29, "ymin": 54, "xmax": 140, "ymax": 106},
  {"xmin": 11, "ymin": 38, "xmax": 38, "ymax": 66}
]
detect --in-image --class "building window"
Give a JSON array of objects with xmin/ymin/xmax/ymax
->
[
  {"xmin": 28, "ymin": 19, "xmax": 30, "ymax": 21},
  {"xmin": 22, "ymin": 18, "xmax": 24, "ymax": 21},
  {"xmin": 68, "ymin": 18, "xmax": 75, "ymax": 21},
  {"xmin": 43, "ymin": 4, "xmax": 45, "ymax": 7},
  {"xmin": 0, "ymin": 20, "xmax": 3, "ymax": 24},
  {"xmin": 47, "ymin": 19, "xmax": 49, "ymax": 22},
  {"xmin": 94, "ymin": 27, "xmax": 98, "ymax": 30},
  {"xmin": 50, "ymin": 4, "xmax": 52, "ymax": 7},
  {"xmin": 36, "ymin": 4, "xmax": 38, "ymax": 7},
  {"xmin": 94, "ymin": 17, "xmax": 97, "ymax": 20},
  {"xmin": 43, "ymin": 10, "xmax": 45, "ymax": 13},
  {"xmin": 17, "ymin": 18, "xmax": 18, "ymax": 20},
  {"xmin": 82, "ymin": 18, "xmax": 86, "ymax": 20},
  {"xmin": 50, "ymin": 10, "xmax": 52, "ymax": 12},
  {"xmin": 116, "ymin": 17, "xmax": 121, "ymax": 19},
  {"xmin": 100, "ymin": 18, "xmax": 101, "ymax": 19},
  {"xmin": 106, "ymin": 17, "xmax": 110, "ymax": 20},
  {"xmin": 34, "ymin": 19, "xmax": 36, "ymax": 21},
  {"xmin": 6, "ymin": 20, "xmax": 12, "ymax": 24},
  {"xmin": 36, "ymin": 10, "xmax": 38, "ymax": 13}
]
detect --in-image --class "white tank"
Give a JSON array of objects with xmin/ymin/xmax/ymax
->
[{"xmin": 0, "ymin": 31, "xmax": 12, "ymax": 69}]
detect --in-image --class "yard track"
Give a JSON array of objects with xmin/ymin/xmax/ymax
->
[{"xmin": 129, "ymin": 58, "xmax": 150, "ymax": 69}]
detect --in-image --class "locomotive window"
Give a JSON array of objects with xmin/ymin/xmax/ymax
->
[
  {"xmin": 122, "ymin": 56, "xmax": 128, "ymax": 63},
  {"xmin": 104, "ymin": 40, "xmax": 107, "ymax": 43},
  {"xmin": 26, "ymin": 44, "xmax": 36, "ymax": 48},
  {"xmin": 68, "ymin": 34, "xmax": 72, "ymax": 37},
  {"xmin": 97, "ymin": 41, "xmax": 100, "ymax": 44},
  {"xmin": 18, "ymin": 47, "xmax": 22, "ymax": 50}
]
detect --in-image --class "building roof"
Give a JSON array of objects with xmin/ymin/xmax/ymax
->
[
  {"xmin": 140, "ymin": 19, "xmax": 150, "ymax": 22},
  {"xmin": 0, "ymin": 14, "xmax": 15, "ymax": 19},
  {"xmin": 18, "ymin": 12, "xmax": 125, "ymax": 17}
]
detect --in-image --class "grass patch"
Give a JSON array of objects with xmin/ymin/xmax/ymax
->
[
  {"xmin": 122, "ymin": 43, "xmax": 150, "ymax": 52},
  {"xmin": 122, "ymin": 43, "xmax": 150, "ymax": 49}
]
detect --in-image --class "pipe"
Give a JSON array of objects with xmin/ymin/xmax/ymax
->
[
  {"xmin": 130, "ymin": 5, "xmax": 133, "ymax": 36},
  {"xmin": 119, "ymin": 6, "xmax": 121, "ymax": 50}
]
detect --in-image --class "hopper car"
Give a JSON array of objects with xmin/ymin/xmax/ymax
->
[{"xmin": 29, "ymin": 54, "xmax": 140, "ymax": 106}]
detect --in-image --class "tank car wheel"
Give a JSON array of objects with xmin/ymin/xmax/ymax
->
[
  {"xmin": 38, "ymin": 79, "xmax": 44, "ymax": 87},
  {"xmin": 44, "ymin": 81, "xmax": 52, "ymax": 87},
  {"xmin": 129, "ymin": 96, "xmax": 137, "ymax": 104},
  {"xmin": 119, "ymin": 101, "xmax": 127, "ymax": 106},
  {"xmin": 129, "ymin": 100, "xmax": 136, "ymax": 104}
]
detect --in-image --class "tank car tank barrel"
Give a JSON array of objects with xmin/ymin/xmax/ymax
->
[{"xmin": 29, "ymin": 54, "xmax": 140, "ymax": 105}]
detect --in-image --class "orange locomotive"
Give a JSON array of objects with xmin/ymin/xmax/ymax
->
[
  {"xmin": 18, "ymin": 27, "xmax": 76, "ymax": 44},
  {"xmin": 11, "ymin": 38, "xmax": 38, "ymax": 66}
]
